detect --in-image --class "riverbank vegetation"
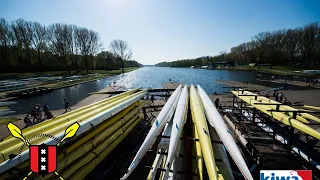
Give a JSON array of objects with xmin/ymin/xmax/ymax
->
[
  {"xmin": 156, "ymin": 22, "xmax": 320, "ymax": 69},
  {"xmin": 0, "ymin": 18, "xmax": 141, "ymax": 74}
]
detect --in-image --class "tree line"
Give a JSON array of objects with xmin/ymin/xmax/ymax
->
[
  {"xmin": 156, "ymin": 22, "xmax": 320, "ymax": 68},
  {"xmin": 0, "ymin": 18, "xmax": 141, "ymax": 74}
]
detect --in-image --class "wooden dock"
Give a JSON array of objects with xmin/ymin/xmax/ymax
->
[
  {"xmin": 257, "ymin": 79, "xmax": 320, "ymax": 89},
  {"xmin": 161, "ymin": 82, "xmax": 184, "ymax": 89},
  {"xmin": 215, "ymin": 80, "xmax": 270, "ymax": 91}
]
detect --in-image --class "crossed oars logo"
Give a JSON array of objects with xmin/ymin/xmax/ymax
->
[{"xmin": 7, "ymin": 122, "xmax": 80, "ymax": 180}]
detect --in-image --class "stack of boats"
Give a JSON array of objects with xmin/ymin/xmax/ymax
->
[
  {"xmin": 232, "ymin": 90, "xmax": 320, "ymax": 171},
  {"xmin": 122, "ymin": 85, "xmax": 254, "ymax": 180},
  {"xmin": 0, "ymin": 88, "xmax": 147, "ymax": 180},
  {"xmin": 232, "ymin": 90, "xmax": 320, "ymax": 139},
  {"xmin": 0, "ymin": 77, "xmax": 62, "ymax": 93}
]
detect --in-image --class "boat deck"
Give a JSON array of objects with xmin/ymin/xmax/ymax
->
[
  {"xmin": 216, "ymin": 80, "xmax": 270, "ymax": 91},
  {"xmin": 161, "ymin": 82, "xmax": 184, "ymax": 89},
  {"xmin": 257, "ymin": 79, "xmax": 320, "ymax": 89}
]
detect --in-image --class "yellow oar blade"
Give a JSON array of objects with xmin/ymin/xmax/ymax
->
[
  {"xmin": 57, "ymin": 122, "xmax": 80, "ymax": 146},
  {"xmin": 7, "ymin": 122, "xmax": 29, "ymax": 145}
]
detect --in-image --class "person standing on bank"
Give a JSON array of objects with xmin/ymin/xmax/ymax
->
[
  {"xmin": 215, "ymin": 97, "xmax": 220, "ymax": 109},
  {"xmin": 151, "ymin": 94, "xmax": 155, "ymax": 106},
  {"xmin": 64, "ymin": 99, "xmax": 71, "ymax": 113}
]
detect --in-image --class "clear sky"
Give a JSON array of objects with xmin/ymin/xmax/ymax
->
[{"xmin": 1, "ymin": 0, "xmax": 320, "ymax": 65}]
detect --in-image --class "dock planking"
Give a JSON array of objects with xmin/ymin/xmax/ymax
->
[
  {"xmin": 215, "ymin": 80, "xmax": 270, "ymax": 91},
  {"xmin": 257, "ymin": 79, "xmax": 320, "ymax": 89},
  {"xmin": 161, "ymin": 82, "xmax": 184, "ymax": 89}
]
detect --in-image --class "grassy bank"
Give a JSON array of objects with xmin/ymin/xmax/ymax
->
[
  {"xmin": 218, "ymin": 66, "xmax": 319, "ymax": 77},
  {"xmin": 0, "ymin": 67, "xmax": 139, "ymax": 80}
]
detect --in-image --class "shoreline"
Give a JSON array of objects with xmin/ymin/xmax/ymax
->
[
  {"xmin": 156, "ymin": 66, "xmax": 320, "ymax": 77},
  {"xmin": 0, "ymin": 67, "xmax": 139, "ymax": 100},
  {"xmin": 212, "ymin": 67, "xmax": 320, "ymax": 77},
  {"xmin": 214, "ymin": 66, "xmax": 320, "ymax": 77}
]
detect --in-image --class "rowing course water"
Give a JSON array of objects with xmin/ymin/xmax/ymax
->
[{"xmin": 8, "ymin": 67, "xmax": 306, "ymax": 114}]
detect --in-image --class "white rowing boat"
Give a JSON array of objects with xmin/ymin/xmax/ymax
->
[
  {"xmin": 164, "ymin": 85, "xmax": 188, "ymax": 179},
  {"xmin": 197, "ymin": 85, "xmax": 253, "ymax": 180},
  {"xmin": 121, "ymin": 85, "xmax": 182, "ymax": 180}
]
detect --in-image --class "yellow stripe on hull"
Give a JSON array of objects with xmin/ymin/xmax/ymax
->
[
  {"xmin": 192, "ymin": 121, "xmax": 203, "ymax": 180},
  {"xmin": 190, "ymin": 85, "xmax": 219, "ymax": 180},
  {"xmin": 67, "ymin": 116, "xmax": 143, "ymax": 180},
  {"xmin": 64, "ymin": 101, "xmax": 145, "ymax": 154}
]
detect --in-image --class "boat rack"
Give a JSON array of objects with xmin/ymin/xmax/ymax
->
[
  {"xmin": 81, "ymin": 89, "xmax": 173, "ymax": 180},
  {"xmin": 224, "ymin": 94, "xmax": 320, "ymax": 178},
  {"xmin": 84, "ymin": 117, "xmax": 152, "ymax": 180}
]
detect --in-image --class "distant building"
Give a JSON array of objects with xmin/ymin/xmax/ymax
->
[
  {"xmin": 201, "ymin": 66, "xmax": 209, "ymax": 69},
  {"xmin": 249, "ymin": 63, "xmax": 256, "ymax": 67},
  {"xmin": 212, "ymin": 61, "xmax": 235, "ymax": 68}
]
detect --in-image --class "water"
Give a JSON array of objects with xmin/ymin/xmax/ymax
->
[{"xmin": 8, "ymin": 67, "xmax": 306, "ymax": 114}]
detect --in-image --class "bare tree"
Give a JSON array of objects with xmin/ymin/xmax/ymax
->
[
  {"xmin": 0, "ymin": 17, "xmax": 143, "ymax": 72},
  {"xmin": 70, "ymin": 25, "xmax": 79, "ymax": 70},
  {"xmin": 11, "ymin": 19, "xmax": 33, "ymax": 66},
  {"xmin": 88, "ymin": 30, "xmax": 102, "ymax": 70},
  {"xmin": 47, "ymin": 23, "xmax": 73, "ymax": 74},
  {"xmin": 252, "ymin": 32, "xmax": 271, "ymax": 62},
  {"xmin": 267, "ymin": 30, "xmax": 286, "ymax": 63},
  {"xmin": 0, "ymin": 18, "xmax": 10, "ymax": 69},
  {"xmin": 75, "ymin": 27, "xmax": 90, "ymax": 74},
  {"xmin": 31, "ymin": 21, "xmax": 47, "ymax": 66},
  {"xmin": 230, "ymin": 46, "xmax": 241, "ymax": 63},
  {"xmin": 284, "ymin": 28, "xmax": 300, "ymax": 63},
  {"xmin": 10, "ymin": 22, "xmax": 24, "ymax": 69},
  {"xmin": 300, "ymin": 22, "xmax": 319, "ymax": 63},
  {"xmin": 109, "ymin": 39, "xmax": 132, "ymax": 73},
  {"xmin": 97, "ymin": 51, "xmax": 115, "ymax": 70}
]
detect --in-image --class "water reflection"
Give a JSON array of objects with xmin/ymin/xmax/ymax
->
[{"xmin": 9, "ymin": 67, "xmax": 307, "ymax": 114}]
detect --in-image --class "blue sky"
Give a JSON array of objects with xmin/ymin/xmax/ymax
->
[{"xmin": 1, "ymin": 0, "xmax": 320, "ymax": 65}]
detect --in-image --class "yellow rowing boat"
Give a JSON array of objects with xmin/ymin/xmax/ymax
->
[
  {"xmin": 190, "ymin": 85, "xmax": 219, "ymax": 180},
  {"xmin": 232, "ymin": 90, "xmax": 320, "ymax": 140},
  {"xmin": 244, "ymin": 91, "xmax": 319, "ymax": 123}
]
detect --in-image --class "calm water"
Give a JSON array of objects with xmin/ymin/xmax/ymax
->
[{"xmin": 9, "ymin": 67, "xmax": 304, "ymax": 114}]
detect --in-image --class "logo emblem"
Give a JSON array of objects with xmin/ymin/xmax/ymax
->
[
  {"xmin": 30, "ymin": 144, "xmax": 57, "ymax": 176},
  {"xmin": 260, "ymin": 170, "xmax": 312, "ymax": 180},
  {"xmin": 7, "ymin": 122, "xmax": 80, "ymax": 180}
]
